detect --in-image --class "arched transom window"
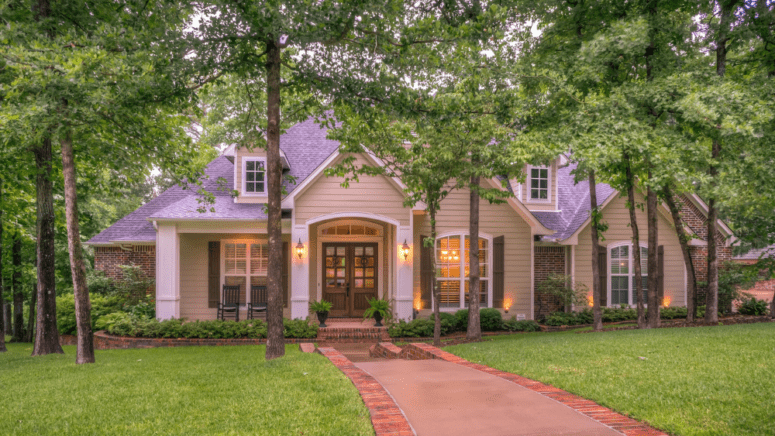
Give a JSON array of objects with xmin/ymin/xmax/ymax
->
[
  {"xmin": 609, "ymin": 243, "xmax": 648, "ymax": 306},
  {"xmin": 436, "ymin": 234, "xmax": 491, "ymax": 309},
  {"xmin": 319, "ymin": 221, "xmax": 382, "ymax": 237}
]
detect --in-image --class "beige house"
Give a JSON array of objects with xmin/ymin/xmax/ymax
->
[{"xmin": 88, "ymin": 117, "xmax": 735, "ymax": 321}]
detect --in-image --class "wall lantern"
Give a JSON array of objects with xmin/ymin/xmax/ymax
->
[
  {"xmin": 400, "ymin": 240, "xmax": 411, "ymax": 260},
  {"xmin": 295, "ymin": 238, "xmax": 305, "ymax": 259}
]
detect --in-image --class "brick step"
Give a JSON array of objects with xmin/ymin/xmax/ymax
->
[
  {"xmin": 323, "ymin": 342, "xmax": 388, "ymax": 363},
  {"xmin": 316, "ymin": 326, "xmax": 390, "ymax": 343}
]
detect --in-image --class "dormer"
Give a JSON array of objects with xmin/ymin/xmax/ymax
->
[
  {"xmin": 229, "ymin": 145, "xmax": 291, "ymax": 204},
  {"xmin": 510, "ymin": 157, "xmax": 561, "ymax": 212}
]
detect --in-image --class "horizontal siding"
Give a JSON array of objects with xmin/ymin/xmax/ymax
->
[
  {"xmin": 294, "ymin": 154, "xmax": 410, "ymax": 226},
  {"xmin": 179, "ymin": 234, "xmax": 292, "ymax": 321},
  {"xmin": 575, "ymin": 192, "xmax": 687, "ymax": 306},
  {"xmin": 413, "ymin": 187, "xmax": 534, "ymax": 318}
]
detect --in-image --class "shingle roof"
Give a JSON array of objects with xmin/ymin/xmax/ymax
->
[
  {"xmin": 733, "ymin": 244, "xmax": 775, "ymax": 260},
  {"xmin": 533, "ymin": 164, "xmax": 617, "ymax": 241},
  {"xmin": 89, "ymin": 117, "xmax": 623, "ymax": 246}
]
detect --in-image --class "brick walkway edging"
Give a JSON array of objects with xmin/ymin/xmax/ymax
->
[
  {"xmin": 316, "ymin": 347, "xmax": 415, "ymax": 436},
  {"xmin": 392, "ymin": 343, "xmax": 668, "ymax": 436}
]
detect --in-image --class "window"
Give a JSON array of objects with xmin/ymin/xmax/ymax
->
[
  {"xmin": 243, "ymin": 158, "xmax": 266, "ymax": 195},
  {"xmin": 609, "ymin": 243, "xmax": 648, "ymax": 306},
  {"xmin": 223, "ymin": 241, "xmax": 268, "ymax": 304},
  {"xmin": 528, "ymin": 166, "xmax": 550, "ymax": 201},
  {"xmin": 436, "ymin": 234, "xmax": 490, "ymax": 309},
  {"xmin": 320, "ymin": 224, "xmax": 380, "ymax": 236}
]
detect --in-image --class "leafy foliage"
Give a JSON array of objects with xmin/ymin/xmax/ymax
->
[
  {"xmin": 309, "ymin": 300, "xmax": 333, "ymax": 313},
  {"xmin": 537, "ymin": 274, "xmax": 590, "ymax": 313},
  {"xmin": 737, "ymin": 298, "xmax": 769, "ymax": 316}
]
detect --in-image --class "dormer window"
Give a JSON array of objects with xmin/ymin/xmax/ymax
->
[
  {"xmin": 528, "ymin": 165, "xmax": 550, "ymax": 202},
  {"xmin": 243, "ymin": 158, "xmax": 266, "ymax": 195}
]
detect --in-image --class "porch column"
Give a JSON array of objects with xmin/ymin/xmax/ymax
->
[
  {"xmin": 156, "ymin": 223, "xmax": 180, "ymax": 319},
  {"xmin": 395, "ymin": 224, "xmax": 414, "ymax": 321},
  {"xmin": 290, "ymin": 224, "xmax": 309, "ymax": 319}
]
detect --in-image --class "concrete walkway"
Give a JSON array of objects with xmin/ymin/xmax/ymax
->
[{"xmin": 355, "ymin": 359, "xmax": 623, "ymax": 436}]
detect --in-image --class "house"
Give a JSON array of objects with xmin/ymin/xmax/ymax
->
[{"xmin": 87, "ymin": 116, "xmax": 735, "ymax": 321}]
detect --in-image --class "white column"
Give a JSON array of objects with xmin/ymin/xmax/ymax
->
[
  {"xmin": 290, "ymin": 224, "xmax": 310, "ymax": 319},
  {"xmin": 395, "ymin": 224, "xmax": 414, "ymax": 321},
  {"xmin": 156, "ymin": 223, "xmax": 180, "ymax": 320}
]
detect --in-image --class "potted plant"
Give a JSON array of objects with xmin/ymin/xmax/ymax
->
[
  {"xmin": 309, "ymin": 300, "xmax": 333, "ymax": 328},
  {"xmin": 363, "ymin": 297, "xmax": 391, "ymax": 327}
]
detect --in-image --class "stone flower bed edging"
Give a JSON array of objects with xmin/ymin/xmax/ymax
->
[
  {"xmin": 316, "ymin": 347, "xmax": 414, "ymax": 436},
  {"xmin": 388, "ymin": 343, "xmax": 667, "ymax": 436},
  {"xmin": 89, "ymin": 331, "xmax": 315, "ymax": 350}
]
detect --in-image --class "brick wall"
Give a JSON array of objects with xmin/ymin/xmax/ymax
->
[
  {"xmin": 678, "ymin": 195, "xmax": 734, "ymax": 304},
  {"xmin": 533, "ymin": 246, "xmax": 567, "ymax": 319},
  {"xmin": 94, "ymin": 245, "xmax": 156, "ymax": 280}
]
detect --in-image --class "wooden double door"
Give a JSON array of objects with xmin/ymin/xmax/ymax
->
[{"xmin": 322, "ymin": 242, "xmax": 379, "ymax": 317}]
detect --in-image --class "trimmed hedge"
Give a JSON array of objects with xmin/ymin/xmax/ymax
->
[
  {"xmin": 99, "ymin": 315, "xmax": 318, "ymax": 339},
  {"xmin": 388, "ymin": 309, "xmax": 539, "ymax": 338},
  {"xmin": 542, "ymin": 306, "xmax": 710, "ymax": 326}
]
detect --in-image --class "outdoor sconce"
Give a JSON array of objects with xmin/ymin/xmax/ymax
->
[
  {"xmin": 295, "ymin": 239, "xmax": 304, "ymax": 259},
  {"xmin": 400, "ymin": 240, "xmax": 411, "ymax": 260}
]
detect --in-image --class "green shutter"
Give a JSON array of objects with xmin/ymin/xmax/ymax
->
[
  {"xmin": 420, "ymin": 235, "xmax": 433, "ymax": 309},
  {"xmin": 493, "ymin": 236, "xmax": 505, "ymax": 309},
  {"xmin": 598, "ymin": 250, "xmax": 607, "ymax": 307},
  {"xmin": 282, "ymin": 241, "xmax": 289, "ymax": 308},
  {"xmin": 208, "ymin": 241, "xmax": 220, "ymax": 308}
]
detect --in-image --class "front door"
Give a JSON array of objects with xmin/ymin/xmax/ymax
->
[{"xmin": 322, "ymin": 243, "xmax": 378, "ymax": 317}]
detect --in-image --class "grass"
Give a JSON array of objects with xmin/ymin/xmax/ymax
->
[
  {"xmin": 445, "ymin": 323, "xmax": 775, "ymax": 436},
  {"xmin": 568, "ymin": 322, "xmax": 638, "ymax": 332},
  {"xmin": 0, "ymin": 342, "xmax": 372, "ymax": 436}
]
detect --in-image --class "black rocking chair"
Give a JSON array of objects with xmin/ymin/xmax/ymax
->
[
  {"xmin": 248, "ymin": 285, "xmax": 268, "ymax": 320},
  {"xmin": 217, "ymin": 285, "xmax": 241, "ymax": 321}
]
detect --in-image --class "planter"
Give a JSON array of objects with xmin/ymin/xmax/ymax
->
[
  {"xmin": 373, "ymin": 311, "xmax": 384, "ymax": 327},
  {"xmin": 317, "ymin": 311, "xmax": 329, "ymax": 328}
]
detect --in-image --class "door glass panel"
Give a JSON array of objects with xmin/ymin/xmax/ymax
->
[
  {"xmin": 337, "ymin": 279, "xmax": 345, "ymax": 286},
  {"xmin": 355, "ymin": 246, "xmax": 364, "ymax": 256},
  {"xmin": 365, "ymin": 246, "xmax": 374, "ymax": 256},
  {"xmin": 336, "ymin": 269, "xmax": 345, "ymax": 278},
  {"xmin": 365, "ymin": 279, "xmax": 374, "ymax": 288},
  {"xmin": 326, "ymin": 246, "xmax": 334, "ymax": 256},
  {"xmin": 365, "ymin": 268, "xmax": 374, "ymax": 277},
  {"xmin": 336, "ymin": 246, "xmax": 346, "ymax": 256},
  {"xmin": 325, "ymin": 258, "xmax": 334, "ymax": 267},
  {"xmin": 326, "ymin": 279, "xmax": 335, "ymax": 287},
  {"xmin": 355, "ymin": 279, "xmax": 364, "ymax": 288},
  {"xmin": 355, "ymin": 257, "xmax": 363, "ymax": 267},
  {"xmin": 354, "ymin": 269, "xmax": 363, "ymax": 277},
  {"xmin": 326, "ymin": 268, "xmax": 335, "ymax": 278}
]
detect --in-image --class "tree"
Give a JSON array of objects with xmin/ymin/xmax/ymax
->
[{"xmin": 0, "ymin": 176, "xmax": 6, "ymax": 353}]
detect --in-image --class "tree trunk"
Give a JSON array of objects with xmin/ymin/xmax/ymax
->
[
  {"xmin": 663, "ymin": 186, "xmax": 698, "ymax": 322},
  {"xmin": 588, "ymin": 171, "xmax": 603, "ymax": 331},
  {"xmin": 3, "ymin": 303, "xmax": 11, "ymax": 337},
  {"xmin": 25, "ymin": 281, "xmax": 36, "ymax": 343},
  {"xmin": 32, "ymin": 137, "xmax": 63, "ymax": 356},
  {"xmin": 0, "ymin": 177, "xmax": 6, "ymax": 352},
  {"xmin": 61, "ymin": 130, "xmax": 95, "ymax": 363},
  {"xmin": 430, "ymin": 204, "xmax": 441, "ymax": 346},
  {"xmin": 467, "ymin": 171, "xmax": 482, "ymax": 341},
  {"xmin": 624, "ymin": 152, "xmax": 646, "ymax": 329},
  {"xmin": 646, "ymin": 166, "xmax": 660, "ymax": 328},
  {"xmin": 12, "ymin": 233, "xmax": 24, "ymax": 342},
  {"xmin": 264, "ymin": 39, "xmax": 285, "ymax": 360},
  {"xmin": 706, "ymin": 0, "xmax": 734, "ymax": 324}
]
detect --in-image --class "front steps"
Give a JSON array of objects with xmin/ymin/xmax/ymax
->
[{"xmin": 316, "ymin": 318, "xmax": 390, "ymax": 362}]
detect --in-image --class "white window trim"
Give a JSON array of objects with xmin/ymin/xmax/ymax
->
[
  {"xmin": 242, "ymin": 157, "xmax": 267, "ymax": 196},
  {"xmin": 221, "ymin": 239, "xmax": 268, "ymax": 305},
  {"xmin": 317, "ymin": 219, "xmax": 383, "ymax": 237},
  {"xmin": 607, "ymin": 241, "xmax": 648, "ymax": 308},
  {"xmin": 434, "ymin": 231, "xmax": 493, "ymax": 310},
  {"xmin": 526, "ymin": 164, "xmax": 552, "ymax": 203}
]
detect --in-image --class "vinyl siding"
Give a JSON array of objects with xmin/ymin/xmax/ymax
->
[
  {"xmin": 574, "ymin": 192, "xmax": 687, "ymax": 306},
  {"xmin": 412, "ymin": 187, "xmax": 534, "ymax": 317},
  {"xmin": 179, "ymin": 233, "xmax": 292, "ymax": 320},
  {"xmin": 293, "ymin": 153, "xmax": 410, "ymax": 226}
]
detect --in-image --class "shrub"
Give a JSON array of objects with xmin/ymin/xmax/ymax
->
[
  {"xmin": 479, "ymin": 308, "xmax": 503, "ymax": 331},
  {"xmin": 660, "ymin": 306, "xmax": 688, "ymax": 319},
  {"xmin": 543, "ymin": 309, "xmax": 593, "ymax": 326},
  {"xmin": 602, "ymin": 306, "xmax": 637, "ymax": 322},
  {"xmin": 388, "ymin": 319, "xmax": 435, "ymax": 338},
  {"xmin": 86, "ymin": 270, "xmax": 116, "ymax": 295},
  {"xmin": 96, "ymin": 312, "xmax": 136, "ymax": 336},
  {"xmin": 503, "ymin": 319, "xmax": 540, "ymax": 332},
  {"xmin": 536, "ymin": 274, "xmax": 589, "ymax": 314},
  {"xmin": 738, "ymin": 298, "xmax": 769, "ymax": 316},
  {"xmin": 454, "ymin": 309, "xmax": 469, "ymax": 331},
  {"xmin": 283, "ymin": 318, "xmax": 319, "ymax": 338},
  {"xmin": 430, "ymin": 312, "xmax": 457, "ymax": 333}
]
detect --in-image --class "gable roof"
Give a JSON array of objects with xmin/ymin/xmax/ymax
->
[{"xmin": 532, "ymin": 163, "xmax": 616, "ymax": 242}]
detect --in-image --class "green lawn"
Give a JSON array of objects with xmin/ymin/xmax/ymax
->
[
  {"xmin": 0, "ymin": 342, "xmax": 372, "ymax": 436},
  {"xmin": 445, "ymin": 323, "xmax": 775, "ymax": 436}
]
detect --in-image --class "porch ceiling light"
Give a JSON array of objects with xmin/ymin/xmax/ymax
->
[
  {"xmin": 400, "ymin": 240, "xmax": 411, "ymax": 260},
  {"xmin": 295, "ymin": 238, "xmax": 304, "ymax": 259}
]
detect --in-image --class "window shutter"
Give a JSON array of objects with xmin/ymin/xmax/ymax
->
[
  {"xmin": 657, "ymin": 245, "xmax": 664, "ymax": 303},
  {"xmin": 208, "ymin": 241, "xmax": 220, "ymax": 308},
  {"xmin": 598, "ymin": 250, "xmax": 607, "ymax": 307},
  {"xmin": 282, "ymin": 241, "xmax": 289, "ymax": 308},
  {"xmin": 420, "ymin": 235, "xmax": 433, "ymax": 308},
  {"xmin": 493, "ymin": 236, "xmax": 505, "ymax": 309}
]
